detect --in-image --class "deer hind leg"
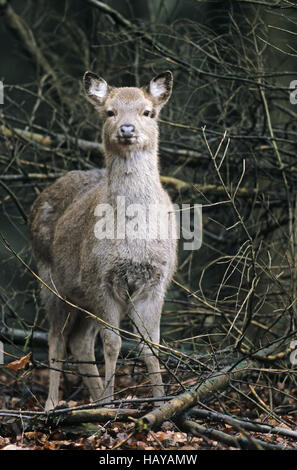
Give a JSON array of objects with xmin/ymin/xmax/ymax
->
[
  {"xmin": 68, "ymin": 316, "xmax": 103, "ymax": 403},
  {"xmin": 45, "ymin": 298, "xmax": 76, "ymax": 411},
  {"xmin": 129, "ymin": 293, "xmax": 165, "ymax": 401}
]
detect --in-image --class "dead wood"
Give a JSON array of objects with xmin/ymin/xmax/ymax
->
[{"xmin": 135, "ymin": 359, "xmax": 251, "ymax": 432}]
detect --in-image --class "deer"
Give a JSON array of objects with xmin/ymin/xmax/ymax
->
[{"xmin": 28, "ymin": 70, "xmax": 177, "ymax": 411}]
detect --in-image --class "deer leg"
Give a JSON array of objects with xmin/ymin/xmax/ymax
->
[
  {"xmin": 45, "ymin": 301, "xmax": 75, "ymax": 411},
  {"xmin": 46, "ymin": 327, "xmax": 66, "ymax": 410},
  {"xmin": 69, "ymin": 317, "xmax": 104, "ymax": 402},
  {"xmin": 100, "ymin": 299, "xmax": 122, "ymax": 403},
  {"xmin": 100, "ymin": 327, "xmax": 121, "ymax": 403},
  {"xmin": 129, "ymin": 293, "xmax": 165, "ymax": 401}
]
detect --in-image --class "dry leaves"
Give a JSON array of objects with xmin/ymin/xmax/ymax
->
[{"xmin": 6, "ymin": 354, "xmax": 31, "ymax": 371}]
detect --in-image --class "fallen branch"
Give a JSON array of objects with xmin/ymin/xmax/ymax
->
[
  {"xmin": 0, "ymin": 326, "xmax": 48, "ymax": 348},
  {"xmin": 0, "ymin": 172, "xmax": 60, "ymax": 181},
  {"xmin": 134, "ymin": 359, "xmax": 251, "ymax": 432},
  {"xmin": 188, "ymin": 408, "xmax": 297, "ymax": 440},
  {"xmin": 0, "ymin": 124, "xmax": 104, "ymax": 155},
  {"xmin": 54, "ymin": 407, "xmax": 140, "ymax": 425},
  {"xmin": 0, "ymin": 407, "xmax": 140, "ymax": 437},
  {"xmin": 177, "ymin": 416, "xmax": 290, "ymax": 450}
]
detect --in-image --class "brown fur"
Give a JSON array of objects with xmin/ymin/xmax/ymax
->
[{"xmin": 28, "ymin": 71, "xmax": 177, "ymax": 410}]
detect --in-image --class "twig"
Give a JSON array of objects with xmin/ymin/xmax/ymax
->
[
  {"xmin": 111, "ymin": 430, "xmax": 135, "ymax": 450},
  {"xmin": 177, "ymin": 416, "xmax": 290, "ymax": 450},
  {"xmin": 188, "ymin": 408, "xmax": 297, "ymax": 440},
  {"xmin": 0, "ymin": 124, "xmax": 104, "ymax": 156},
  {"xmin": 0, "ymin": 180, "xmax": 27, "ymax": 222},
  {"xmin": 86, "ymin": 0, "xmax": 290, "ymax": 90}
]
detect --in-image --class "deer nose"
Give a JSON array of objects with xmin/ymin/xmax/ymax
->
[{"xmin": 120, "ymin": 124, "xmax": 135, "ymax": 137}]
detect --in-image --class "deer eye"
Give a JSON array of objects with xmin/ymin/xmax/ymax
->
[
  {"xmin": 143, "ymin": 110, "xmax": 150, "ymax": 117},
  {"xmin": 106, "ymin": 110, "xmax": 115, "ymax": 117}
]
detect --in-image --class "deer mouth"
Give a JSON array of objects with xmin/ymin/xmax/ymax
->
[{"xmin": 118, "ymin": 136, "xmax": 137, "ymax": 145}]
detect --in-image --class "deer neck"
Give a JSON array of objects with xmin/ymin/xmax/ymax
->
[{"xmin": 104, "ymin": 148, "xmax": 162, "ymax": 206}]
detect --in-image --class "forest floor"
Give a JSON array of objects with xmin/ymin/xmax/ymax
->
[{"xmin": 0, "ymin": 362, "xmax": 296, "ymax": 451}]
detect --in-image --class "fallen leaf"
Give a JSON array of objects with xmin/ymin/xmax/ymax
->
[
  {"xmin": 43, "ymin": 441, "xmax": 57, "ymax": 450},
  {"xmin": 172, "ymin": 432, "xmax": 187, "ymax": 443},
  {"xmin": 0, "ymin": 437, "xmax": 10, "ymax": 448},
  {"xmin": 7, "ymin": 354, "xmax": 31, "ymax": 371},
  {"xmin": 134, "ymin": 433, "xmax": 146, "ymax": 441},
  {"xmin": 154, "ymin": 431, "xmax": 171, "ymax": 442}
]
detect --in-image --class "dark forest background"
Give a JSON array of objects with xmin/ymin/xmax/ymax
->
[{"xmin": 0, "ymin": 0, "xmax": 297, "ymax": 432}]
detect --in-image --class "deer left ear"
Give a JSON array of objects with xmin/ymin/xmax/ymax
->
[{"xmin": 147, "ymin": 71, "xmax": 173, "ymax": 109}]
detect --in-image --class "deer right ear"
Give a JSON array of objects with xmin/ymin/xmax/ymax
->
[{"xmin": 83, "ymin": 72, "xmax": 110, "ymax": 106}]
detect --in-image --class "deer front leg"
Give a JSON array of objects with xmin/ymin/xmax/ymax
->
[
  {"xmin": 100, "ymin": 327, "xmax": 121, "ymax": 403},
  {"xmin": 100, "ymin": 297, "xmax": 122, "ymax": 403},
  {"xmin": 129, "ymin": 293, "xmax": 165, "ymax": 402}
]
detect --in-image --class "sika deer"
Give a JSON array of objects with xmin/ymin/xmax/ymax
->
[{"xmin": 28, "ymin": 71, "xmax": 177, "ymax": 410}]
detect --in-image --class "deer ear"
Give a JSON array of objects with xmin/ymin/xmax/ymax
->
[
  {"xmin": 83, "ymin": 71, "xmax": 110, "ymax": 106},
  {"xmin": 148, "ymin": 71, "xmax": 173, "ymax": 108}
]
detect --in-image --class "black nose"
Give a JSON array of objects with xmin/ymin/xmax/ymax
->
[{"xmin": 120, "ymin": 124, "xmax": 135, "ymax": 138}]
